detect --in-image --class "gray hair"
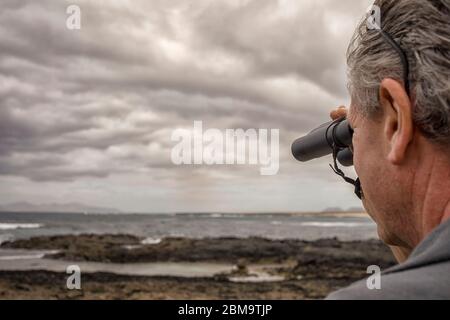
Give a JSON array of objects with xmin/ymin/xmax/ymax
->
[{"xmin": 347, "ymin": 0, "xmax": 450, "ymax": 145}]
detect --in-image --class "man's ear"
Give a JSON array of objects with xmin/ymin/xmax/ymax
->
[{"xmin": 379, "ymin": 78, "xmax": 414, "ymax": 165}]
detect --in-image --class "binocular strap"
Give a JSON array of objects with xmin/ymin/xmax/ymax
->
[{"xmin": 329, "ymin": 145, "xmax": 363, "ymax": 200}]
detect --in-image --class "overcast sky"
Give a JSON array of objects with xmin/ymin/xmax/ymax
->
[{"xmin": 0, "ymin": 0, "xmax": 373, "ymax": 213}]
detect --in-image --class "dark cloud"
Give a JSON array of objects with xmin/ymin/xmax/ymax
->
[{"xmin": 0, "ymin": 0, "xmax": 371, "ymax": 212}]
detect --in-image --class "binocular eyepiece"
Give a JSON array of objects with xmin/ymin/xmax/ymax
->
[{"xmin": 291, "ymin": 118, "xmax": 354, "ymax": 166}]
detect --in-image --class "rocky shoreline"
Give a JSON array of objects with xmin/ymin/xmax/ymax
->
[{"xmin": 0, "ymin": 234, "xmax": 396, "ymax": 299}]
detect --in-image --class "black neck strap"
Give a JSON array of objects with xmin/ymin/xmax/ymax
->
[{"xmin": 328, "ymin": 126, "xmax": 363, "ymax": 200}]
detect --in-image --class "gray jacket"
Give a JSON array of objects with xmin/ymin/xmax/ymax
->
[{"xmin": 327, "ymin": 218, "xmax": 450, "ymax": 300}]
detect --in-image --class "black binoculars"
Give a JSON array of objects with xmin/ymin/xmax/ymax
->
[{"xmin": 291, "ymin": 118, "xmax": 354, "ymax": 166}]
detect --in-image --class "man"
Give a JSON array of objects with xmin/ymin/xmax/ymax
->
[{"xmin": 326, "ymin": 0, "xmax": 449, "ymax": 299}]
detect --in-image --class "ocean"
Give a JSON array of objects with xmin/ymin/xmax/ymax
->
[
  {"xmin": 0, "ymin": 212, "xmax": 379, "ymax": 278},
  {"xmin": 0, "ymin": 211, "xmax": 378, "ymax": 245}
]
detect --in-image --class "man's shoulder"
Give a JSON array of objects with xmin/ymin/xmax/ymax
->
[
  {"xmin": 328, "ymin": 219, "xmax": 450, "ymax": 300},
  {"xmin": 326, "ymin": 260, "xmax": 450, "ymax": 300}
]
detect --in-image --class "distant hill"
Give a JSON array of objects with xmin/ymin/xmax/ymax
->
[
  {"xmin": 346, "ymin": 206, "xmax": 365, "ymax": 212},
  {"xmin": 322, "ymin": 206, "xmax": 365, "ymax": 213},
  {"xmin": 321, "ymin": 207, "xmax": 344, "ymax": 213},
  {"xmin": 0, "ymin": 201, "xmax": 121, "ymax": 214}
]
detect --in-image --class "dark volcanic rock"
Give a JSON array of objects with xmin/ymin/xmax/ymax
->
[
  {"xmin": 0, "ymin": 234, "xmax": 398, "ymax": 299},
  {"xmin": 1, "ymin": 234, "xmax": 396, "ymax": 266}
]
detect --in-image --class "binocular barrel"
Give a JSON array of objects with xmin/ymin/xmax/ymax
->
[
  {"xmin": 291, "ymin": 119, "xmax": 353, "ymax": 165},
  {"xmin": 336, "ymin": 147, "xmax": 353, "ymax": 167}
]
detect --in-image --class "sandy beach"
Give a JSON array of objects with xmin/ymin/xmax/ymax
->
[{"xmin": 0, "ymin": 234, "xmax": 396, "ymax": 299}]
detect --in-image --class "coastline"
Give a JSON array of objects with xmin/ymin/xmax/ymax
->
[{"xmin": 0, "ymin": 234, "xmax": 395, "ymax": 299}]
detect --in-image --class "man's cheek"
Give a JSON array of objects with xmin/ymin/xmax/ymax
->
[
  {"xmin": 353, "ymin": 132, "xmax": 375, "ymax": 173},
  {"xmin": 352, "ymin": 141, "xmax": 363, "ymax": 174}
]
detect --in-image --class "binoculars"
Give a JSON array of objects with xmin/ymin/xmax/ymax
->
[{"xmin": 291, "ymin": 118, "xmax": 354, "ymax": 166}]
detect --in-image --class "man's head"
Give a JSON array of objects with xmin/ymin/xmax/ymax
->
[{"xmin": 346, "ymin": 0, "xmax": 450, "ymax": 248}]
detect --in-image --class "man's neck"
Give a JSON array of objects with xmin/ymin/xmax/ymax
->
[
  {"xmin": 414, "ymin": 151, "xmax": 450, "ymax": 246},
  {"xmin": 442, "ymin": 200, "xmax": 450, "ymax": 223}
]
